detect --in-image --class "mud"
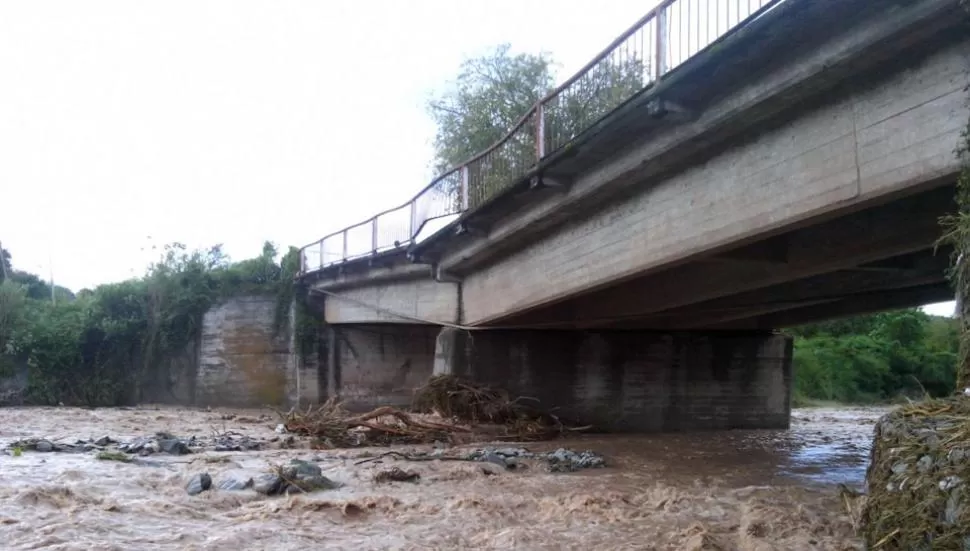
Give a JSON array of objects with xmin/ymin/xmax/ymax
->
[{"xmin": 0, "ymin": 405, "xmax": 884, "ymax": 550}]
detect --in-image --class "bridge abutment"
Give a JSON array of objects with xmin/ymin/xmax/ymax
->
[{"xmin": 434, "ymin": 328, "xmax": 792, "ymax": 432}]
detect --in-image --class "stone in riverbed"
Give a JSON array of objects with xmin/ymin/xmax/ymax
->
[
  {"xmin": 281, "ymin": 459, "xmax": 340, "ymax": 493},
  {"xmin": 34, "ymin": 440, "xmax": 53, "ymax": 453},
  {"xmin": 186, "ymin": 473, "xmax": 212, "ymax": 496},
  {"xmin": 217, "ymin": 473, "xmax": 255, "ymax": 491},
  {"xmin": 159, "ymin": 438, "xmax": 191, "ymax": 455},
  {"xmin": 252, "ymin": 473, "xmax": 284, "ymax": 495}
]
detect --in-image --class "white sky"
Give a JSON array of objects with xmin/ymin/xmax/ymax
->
[
  {"xmin": 0, "ymin": 0, "xmax": 650, "ymax": 290},
  {"xmin": 0, "ymin": 0, "xmax": 956, "ymax": 317}
]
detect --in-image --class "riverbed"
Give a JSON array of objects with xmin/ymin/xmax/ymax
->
[{"xmin": 0, "ymin": 406, "xmax": 885, "ymax": 550}]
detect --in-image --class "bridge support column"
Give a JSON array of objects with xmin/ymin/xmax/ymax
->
[{"xmin": 434, "ymin": 328, "xmax": 792, "ymax": 432}]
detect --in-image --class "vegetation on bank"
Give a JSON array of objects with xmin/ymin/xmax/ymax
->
[
  {"xmin": 0, "ymin": 242, "xmax": 313, "ymax": 407},
  {"xmin": 789, "ymin": 310, "xmax": 959, "ymax": 406}
]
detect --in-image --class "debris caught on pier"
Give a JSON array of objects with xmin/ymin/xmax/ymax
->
[
  {"xmin": 279, "ymin": 376, "xmax": 591, "ymax": 448},
  {"xmin": 412, "ymin": 374, "xmax": 592, "ymax": 441},
  {"xmin": 279, "ymin": 398, "xmax": 470, "ymax": 447},
  {"xmin": 861, "ymin": 397, "xmax": 970, "ymax": 550}
]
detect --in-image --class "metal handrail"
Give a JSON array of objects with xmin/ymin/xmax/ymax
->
[{"xmin": 299, "ymin": 0, "xmax": 781, "ymax": 275}]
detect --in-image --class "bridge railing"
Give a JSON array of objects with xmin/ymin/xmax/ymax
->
[{"xmin": 300, "ymin": 0, "xmax": 780, "ymax": 275}]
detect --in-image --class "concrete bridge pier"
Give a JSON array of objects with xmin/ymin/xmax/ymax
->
[{"xmin": 433, "ymin": 327, "xmax": 792, "ymax": 432}]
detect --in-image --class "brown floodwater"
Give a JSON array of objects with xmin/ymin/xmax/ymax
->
[{"xmin": 0, "ymin": 405, "xmax": 884, "ymax": 550}]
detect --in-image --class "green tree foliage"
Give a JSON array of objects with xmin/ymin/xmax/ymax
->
[
  {"xmin": 790, "ymin": 309, "xmax": 958, "ymax": 404},
  {"xmin": 427, "ymin": 44, "xmax": 648, "ymax": 209},
  {"xmin": 0, "ymin": 240, "xmax": 307, "ymax": 406}
]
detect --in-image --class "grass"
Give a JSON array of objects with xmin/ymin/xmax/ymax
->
[{"xmin": 95, "ymin": 450, "xmax": 132, "ymax": 463}]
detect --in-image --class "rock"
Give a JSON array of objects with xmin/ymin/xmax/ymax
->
[
  {"xmin": 373, "ymin": 468, "xmax": 420, "ymax": 484},
  {"xmin": 186, "ymin": 473, "xmax": 212, "ymax": 496},
  {"xmin": 275, "ymin": 424, "xmax": 287, "ymax": 434},
  {"xmin": 916, "ymin": 455, "xmax": 933, "ymax": 473},
  {"xmin": 949, "ymin": 448, "xmax": 967, "ymax": 465},
  {"xmin": 890, "ymin": 462, "xmax": 909, "ymax": 475},
  {"xmin": 217, "ymin": 471, "xmax": 255, "ymax": 491},
  {"xmin": 480, "ymin": 462, "xmax": 505, "ymax": 476},
  {"xmin": 544, "ymin": 448, "xmax": 606, "ymax": 472},
  {"xmin": 284, "ymin": 474, "xmax": 340, "ymax": 494},
  {"xmin": 940, "ymin": 475, "xmax": 963, "ymax": 492},
  {"xmin": 252, "ymin": 473, "xmax": 283, "ymax": 495},
  {"xmin": 282, "ymin": 459, "xmax": 322, "ymax": 479},
  {"xmin": 281, "ymin": 459, "xmax": 340, "ymax": 493},
  {"xmin": 94, "ymin": 436, "xmax": 113, "ymax": 447},
  {"xmin": 159, "ymin": 439, "xmax": 191, "ymax": 455},
  {"xmin": 34, "ymin": 440, "xmax": 53, "ymax": 453},
  {"xmin": 482, "ymin": 452, "xmax": 509, "ymax": 469}
]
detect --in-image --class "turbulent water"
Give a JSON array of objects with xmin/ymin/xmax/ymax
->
[{"xmin": 0, "ymin": 406, "xmax": 884, "ymax": 550}]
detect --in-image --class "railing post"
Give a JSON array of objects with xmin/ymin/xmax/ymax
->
[
  {"xmin": 535, "ymin": 104, "xmax": 546, "ymax": 160},
  {"xmin": 319, "ymin": 241, "xmax": 324, "ymax": 269},
  {"xmin": 342, "ymin": 229, "xmax": 348, "ymax": 261},
  {"xmin": 460, "ymin": 166, "xmax": 469, "ymax": 211},
  {"xmin": 655, "ymin": 6, "xmax": 668, "ymax": 80},
  {"xmin": 371, "ymin": 218, "xmax": 378, "ymax": 253},
  {"xmin": 409, "ymin": 201, "xmax": 417, "ymax": 242}
]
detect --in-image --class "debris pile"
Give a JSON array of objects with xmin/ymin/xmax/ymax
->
[
  {"xmin": 412, "ymin": 374, "xmax": 527, "ymax": 423},
  {"xmin": 413, "ymin": 374, "xmax": 590, "ymax": 442},
  {"xmin": 861, "ymin": 397, "xmax": 970, "ymax": 549},
  {"xmin": 280, "ymin": 397, "xmax": 471, "ymax": 447}
]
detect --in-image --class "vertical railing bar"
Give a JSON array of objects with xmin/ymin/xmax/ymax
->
[
  {"xmin": 461, "ymin": 166, "xmax": 469, "ymax": 211},
  {"xmin": 371, "ymin": 218, "xmax": 378, "ymax": 253},
  {"xmin": 655, "ymin": 6, "xmax": 666, "ymax": 80}
]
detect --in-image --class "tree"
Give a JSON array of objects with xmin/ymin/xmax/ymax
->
[
  {"xmin": 427, "ymin": 44, "xmax": 649, "ymax": 210},
  {"xmin": 789, "ymin": 309, "xmax": 960, "ymax": 403},
  {"xmin": 0, "ymin": 242, "xmax": 10, "ymax": 283}
]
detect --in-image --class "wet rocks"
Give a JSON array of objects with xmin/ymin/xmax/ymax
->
[
  {"xmin": 252, "ymin": 473, "xmax": 284, "ymax": 495},
  {"xmin": 7, "ymin": 438, "xmax": 76, "ymax": 453},
  {"xmin": 373, "ymin": 467, "xmax": 420, "ymax": 484},
  {"xmin": 216, "ymin": 460, "xmax": 339, "ymax": 496},
  {"xmin": 545, "ymin": 448, "xmax": 606, "ymax": 473},
  {"xmin": 216, "ymin": 470, "xmax": 256, "ymax": 491},
  {"xmin": 281, "ymin": 459, "xmax": 341, "ymax": 494},
  {"xmin": 186, "ymin": 473, "xmax": 212, "ymax": 496},
  {"xmin": 213, "ymin": 433, "xmax": 262, "ymax": 452},
  {"xmin": 120, "ymin": 433, "xmax": 195, "ymax": 456},
  {"xmin": 863, "ymin": 398, "xmax": 970, "ymax": 549},
  {"xmin": 461, "ymin": 447, "xmax": 605, "ymax": 473}
]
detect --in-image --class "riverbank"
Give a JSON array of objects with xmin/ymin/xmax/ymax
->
[{"xmin": 0, "ymin": 405, "xmax": 882, "ymax": 550}]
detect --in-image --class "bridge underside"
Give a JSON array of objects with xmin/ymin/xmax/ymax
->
[{"xmin": 494, "ymin": 183, "xmax": 955, "ymax": 331}]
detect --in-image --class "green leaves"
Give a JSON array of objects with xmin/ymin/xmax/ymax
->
[
  {"xmin": 791, "ymin": 309, "xmax": 959, "ymax": 403},
  {"xmin": 0, "ymin": 240, "xmax": 298, "ymax": 406}
]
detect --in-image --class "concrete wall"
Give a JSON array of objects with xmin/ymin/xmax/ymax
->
[
  {"xmin": 334, "ymin": 324, "xmax": 438, "ymax": 410},
  {"xmin": 323, "ymin": 279, "xmax": 459, "ymax": 325},
  {"xmin": 436, "ymin": 328, "xmax": 792, "ymax": 432},
  {"xmin": 195, "ymin": 295, "xmax": 320, "ymax": 407}
]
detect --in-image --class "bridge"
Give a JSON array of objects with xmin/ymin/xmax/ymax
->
[{"xmin": 295, "ymin": 0, "xmax": 970, "ymax": 431}]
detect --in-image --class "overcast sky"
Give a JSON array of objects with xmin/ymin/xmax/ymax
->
[{"xmin": 0, "ymin": 1, "xmax": 954, "ymax": 316}]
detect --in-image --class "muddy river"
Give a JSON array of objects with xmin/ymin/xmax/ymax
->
[{"xmin": 0, "ymin": 406, "xmax": 884, "ymax": 550}]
